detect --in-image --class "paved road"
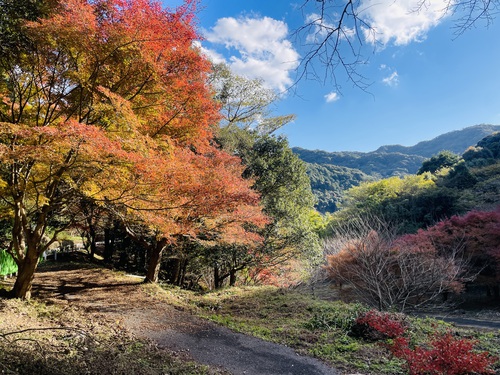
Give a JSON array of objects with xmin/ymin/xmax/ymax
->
[
  {"xmin": 426, "ymin": 315, "xmax": 500, "ymax": 330},
  {"xmin": 34, "ymin": 265, "xmax": 342, "ymax": 375},
  {"xmin": 125, "ymin": 306, "xmax": 341, "ymax": 375}
]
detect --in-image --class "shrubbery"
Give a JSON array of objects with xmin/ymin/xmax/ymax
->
[
  {"xmin": 0, "ymin": 250, "xmax": 17, "ymax": 276},
  {"xmin": 350, "ymin": 309, "xmax": 498, "ymax": 375},
  {"xmin": 352, "ymin": 309, "xmax": 407, "ymax": 340},
  {"xmin": 390, "ymin": 333, "xmax": 497, "ymax": 375},
  {"xmin": 324, "ymin": 219, "xmax": 466, "ymax": 311}
]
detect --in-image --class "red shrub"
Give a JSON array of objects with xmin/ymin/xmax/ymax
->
[
  {"xmin": 353, "ymin": 309, "xmax": 407, "ymax": 340},
  {"xmin": 390, "ymin": 333, "xmax": 497, "ymax": 375}
]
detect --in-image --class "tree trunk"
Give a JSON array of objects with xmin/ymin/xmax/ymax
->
[
  {"xmin": 164, "ymin": 257, "xmax": 182, "ymax": 285},
  {"xmin": 103, "ymin": 223, "xmax": 118, "ymax": 264},
  {"xmin": 179, "ymin": 259, "xmax": 188, "ymax": 286},
  {"xmin": 144, "ymin": 239, "xmax": 167, "ymax": 283},
  {"xmin": 214, "ymin": 265, "xmax": 222, "ymax": 289},
  {"xmin": 11, "ymin": 248, "xmax": 40, "ymax": 300},
  {"xmin": 229, "ymin": 268, "xmax": 237, "ymax": 286},
  {"xmin": 104, "ymin": 227, "xmax": 112, "ymax": 263},
  {"xmin": 89, "ymin": 225, "xmax": 97, "ymax": 261}
]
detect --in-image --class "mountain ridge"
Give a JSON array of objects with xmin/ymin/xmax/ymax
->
[
  {"xmin": 293, "ymin": 124, "xmax": 500, "ymax": 213},
  {"xmin": 373, "ymin": 124, "xmax": 500, "ymax": 157}
]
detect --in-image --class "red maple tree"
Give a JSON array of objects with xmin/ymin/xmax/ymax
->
[{"xmin": 0, "ymin": 0, "xmax": 266, "ymax": 298}]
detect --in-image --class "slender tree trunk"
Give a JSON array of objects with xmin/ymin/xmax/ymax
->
[
  {"xmin": 214, "ymin": 265, "xmax": 221, "ymax": 289},
  {"xmin": 164, "ymin": 257, "xmax": 181, "ymax": 285},
  {"xmin": 89, "ymin": 224, "xmax": 97, "ymax": 260},
  {"xmin": 229, "ymin": 268, "xmax": 237, "ymax": 286},
  {"xmin": 104, "ymin": 227, "xmax": 112, "ymax": 263},
  {"xmin": 144, "ymin": 239, "xmax": 167, "ymax": 283},
  {"xmin": 103, "ymin": 222, "xmax": 118, "ymax": 264},
  {"xmin": 179, "ymin": 259, "xmax": 188, "ymax": 286}
]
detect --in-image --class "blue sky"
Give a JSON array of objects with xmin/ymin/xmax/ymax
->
[{"xmin": 164, "ymin": 0, "xmax": 500, "ymax": 152}]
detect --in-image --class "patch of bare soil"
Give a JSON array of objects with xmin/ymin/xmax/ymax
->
[
  {"xmin": 0, "ymin": 262, "xmax": 228, "ymax": 375},
  {"xmin": 2, "ymin": 262, "xmax": 340, "ymax": 375}
]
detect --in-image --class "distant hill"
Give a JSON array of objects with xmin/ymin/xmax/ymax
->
[
  {"xmin": 293, "ymin": 149, "xmax": 425, "ymax": 179},
  {"xmin": 374, "ymin": 124, "xmax": 500, "ymax": 157},
  {"xmin": 293, "ymin": 124, "xmax": 500, "ymax": 213}
]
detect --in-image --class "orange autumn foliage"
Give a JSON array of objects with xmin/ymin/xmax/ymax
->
[{"xmin": 0, "ymin": 0, "xmax": 266, "ymax": 298}]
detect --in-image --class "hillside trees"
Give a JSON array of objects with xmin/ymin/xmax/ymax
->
[
  {"xmin": 209, "ymin": 69, "xmax": 321, "ymax": 285},
  {"xmin": 0, "ymin": 0, "xmax": 267, "ymax": 299},
  {"xmin": 331, "ymin": 174, "xmax": 465, "ymax": 233},
  {"xmin": 417, "ymin": 151, "xmax": 461, "ymax": 175},
  {"xmin": 402, "ymin": 207, "xmax": 500, "ymax": 299},
  {"xmin": 305, "ymin": 163, "xmax": 371, "ymax": 213}
]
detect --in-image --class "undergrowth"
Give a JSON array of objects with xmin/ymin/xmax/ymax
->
[{"xmin": 169, "ymin": 285, "xmax": 500, "ymax": 375}]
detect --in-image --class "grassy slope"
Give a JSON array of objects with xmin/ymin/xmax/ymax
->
[
  {"xmin": 1, "ymin": 265, "xmax": 499, "ymax": 375},
  {"xmin": 168, "ymin": 285, "xmax": 500, "ymax": 374}
]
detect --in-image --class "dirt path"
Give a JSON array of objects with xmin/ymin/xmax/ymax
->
[{"xmin": 32, "ymin": 265, "xmax": 340, "ymax": 375}]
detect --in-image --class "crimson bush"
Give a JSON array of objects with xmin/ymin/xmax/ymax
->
[{"xmin": 390, "ymin": 333, "xmax": 497, "ymax": 375}]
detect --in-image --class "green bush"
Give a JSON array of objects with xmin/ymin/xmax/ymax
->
[
  {"xmin": 0, "ymin": 250, "xmax": 17, "ymax": 276},
  {"xmin": 305, "ymin": 302, "xmax": 366, "ymax": 333}
]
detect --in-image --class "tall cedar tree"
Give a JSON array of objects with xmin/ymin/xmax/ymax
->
[{"xmin": 0, "ymin": 0, "xmax": 266, "ymax": 299}]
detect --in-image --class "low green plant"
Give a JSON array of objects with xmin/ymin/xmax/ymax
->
[{"xmin": 305, "ymin": 302, "xmax": 366, "ymax": 333}]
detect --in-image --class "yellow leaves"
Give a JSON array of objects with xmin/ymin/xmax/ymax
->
[
  {"xmin": 347, "ymin": 174, "xmax": 436, "ymax": 205},
  {"xmin": 94, "ymin": 86, "xmax": 140, "ymax": 134}
]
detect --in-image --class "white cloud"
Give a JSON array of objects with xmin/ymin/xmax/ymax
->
[
  {"xmin": 382, "ymin": 71, "xmax": 400, "ymax": 86},
  {"xmin": 325, "ymin": 91, "xmax": 340, "ymax": 103},
  {"xmin": 193, "ymin": 41, "xmax": 226, "ymax": 64},
  {"xmin": 359, "ymin": 0, "xmax": 452, "ymax": 46},
  {"xmin": 305, "ymin": 12, "xmax": 356, "ymax": 44},
  {"xmin": 203, "ymin": 16, "xmax": 300, "ymax": 92}
]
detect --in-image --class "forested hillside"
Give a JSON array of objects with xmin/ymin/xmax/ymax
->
[
  {"xmin": 305, "ymin": 163, "xmax": 371, "ymax": 212},
  {"xmin": 294, "ymin": 124, "xmax": 500, "ymax": 213},
  {"xmin": 324, "ymin": 131, "xmax": 500, "ymax": 308}
]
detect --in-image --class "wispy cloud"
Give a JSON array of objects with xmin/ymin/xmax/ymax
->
[
  {"xmin": 382, "ymin": 71, "xmax": 400, "ymax": 87},
  {"xmin": 203, "ymin": 16, "xmax": 300, "ymax": 92},
  {"xmin": 359, "ymin": 0, "xmax": 451, "ymax": 46},
  {"xmin": 305, "ymin": 13, "xmax": 356, "ymax": 44},
  {"xmin": 325, "ymin": 91, "xmax": 340, "ymax": 103}
]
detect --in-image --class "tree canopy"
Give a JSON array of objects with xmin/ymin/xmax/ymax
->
[{"xmin": 0, "ymin": 0, "xmax": 267, "ymax": 298}]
